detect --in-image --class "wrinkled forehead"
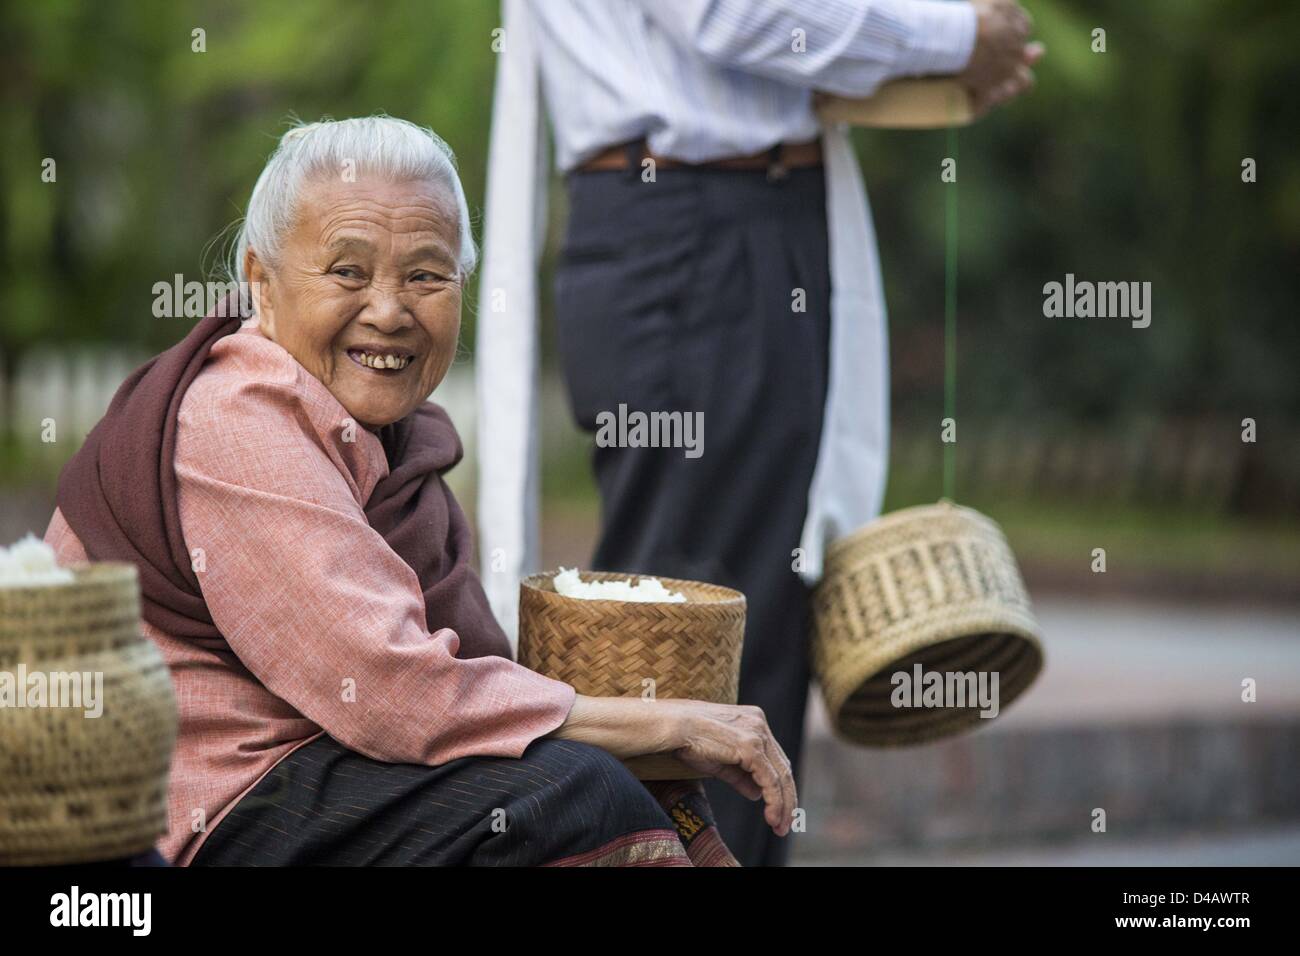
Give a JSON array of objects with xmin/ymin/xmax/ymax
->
[{"xmin": 290, "ymin": 173, "xmax": 461, "ymax": 258}]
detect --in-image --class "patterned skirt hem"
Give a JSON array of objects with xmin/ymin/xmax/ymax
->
[{"xmin": 541, "ymin": 828, "xmax": 691, "ymax": 867}]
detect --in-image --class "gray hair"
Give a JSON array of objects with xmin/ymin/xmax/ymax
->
[{"xmin": 229, "ymin": 116, "xmax": 477, "ymax": 289}]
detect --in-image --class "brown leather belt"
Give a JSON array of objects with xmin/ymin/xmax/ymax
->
[{"xmin": 576, "ymin": 138, "xmax": 822, "ymax": 181}]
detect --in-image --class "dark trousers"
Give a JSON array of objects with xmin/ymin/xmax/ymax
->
[
  {"xmin": 554, "ymin": 164, "xmax": 832, "ymax": 867},
  {"xmin": 191, "ymin": 736, "xmax": 682, "ymax": 866}
]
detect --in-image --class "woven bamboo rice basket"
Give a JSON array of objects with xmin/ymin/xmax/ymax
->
[
  {"xmin": 518, "ymin": 570, "xmax": 745, "ymax": 780},
  {"xmin": 812, "ymin": 501, "xmax": 1044, "ymax": 746},
  {"xmin": 0, "ymin": 563, "xmax": 177, "ymax": 865}
]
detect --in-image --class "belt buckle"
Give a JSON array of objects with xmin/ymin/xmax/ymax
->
[
  {"xmin": 765, "ymin": 144, "xmax": 789, "ymax": 183},
  {"xmin": 624, "ymin": 140, "xmax": 645, "ymax": 179}
]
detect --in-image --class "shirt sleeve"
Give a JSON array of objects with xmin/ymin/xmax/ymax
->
[
  {"xmin": 174, "ymin": 366, "xmax": 576, "ymax": 767},
  {"xmin": 630, "ymin": 0, "xmax": 978, "ymax": 97}
]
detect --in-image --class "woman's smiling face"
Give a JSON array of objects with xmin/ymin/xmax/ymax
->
[{"xmin": 245, "ymin": 175, "xmax": 463, "ymax": 428}]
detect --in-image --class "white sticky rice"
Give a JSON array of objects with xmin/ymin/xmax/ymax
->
[
  {"xmin": 0, "ymin": 533, "xmax": 75, "ymax": 587},
  {"xmin": 553, "ymin": 567, "xmax": 685, "ymax": 603}
]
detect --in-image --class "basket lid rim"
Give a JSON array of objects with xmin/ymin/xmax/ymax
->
[
  {"xmin": 823, "ymin": 500, "xmax": 1003, "ymax": 563},
  {"xmin": 521, "ymin": 569, "xmax": 745, "ymax": 606},
  {"xmin": 0, "ymin": 562, "xmax": 138, "ymax": 596}
]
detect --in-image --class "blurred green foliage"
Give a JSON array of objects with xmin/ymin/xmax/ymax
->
[
  {"xmin": 862, "ymin": 0, "xmax": 1300, "ymax": 431},
  {"xmin": 3, "ymin": 0, "xmax": 498, "ymax": 354}
]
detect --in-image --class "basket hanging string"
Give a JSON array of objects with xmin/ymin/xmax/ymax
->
[{"xmin": 943, "ymin": 94, "xmax": 960, "ymax": 502}]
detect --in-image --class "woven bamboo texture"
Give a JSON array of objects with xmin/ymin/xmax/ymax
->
[
  {"xmin": 815, "ymin": 78, "xmax": 974, "ymax": 129},
  {"xmin": 812, "ymin": 501, "xmax": 1044, "ymax": 746},
  {"xmin": 518, "ymin": 570, "xmax": 745, "ymax": 780},
  {"xmin": 0, "ymin": 563, "xmax": 177, "ymax": 865}
]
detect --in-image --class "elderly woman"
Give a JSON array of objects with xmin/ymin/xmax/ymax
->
[{"xmin": 46, "ymin": 117, "xmax": 794, "ymax": 867}]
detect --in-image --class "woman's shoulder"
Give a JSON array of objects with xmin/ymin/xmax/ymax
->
[
  {"xmin": 176, "ymin": 322, "xmax": 386, "ymax": 497},
  {"xmin": 181, "ymin": 322, "xmax": 340, "ymax": 432},
  {"xmin": 185, "ymin": 322, "xmax": 307, "ymax": 403}
]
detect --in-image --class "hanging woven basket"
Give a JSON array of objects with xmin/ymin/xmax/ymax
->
[
  {"xmin": 812, "ymin": 501, "xmax": 1045, "ymax": 747},
  {"xmin": 518, "ymin": 570, "xmax": 745, "ymax": 780},
  {"xmin": 0, "ymin": 563, "xmax": 177, "ymax": 866}
]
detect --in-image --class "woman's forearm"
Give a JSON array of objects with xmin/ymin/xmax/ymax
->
[{"xmin": 545, "ymin": 694, "xmax": 676, "ymax": 759}]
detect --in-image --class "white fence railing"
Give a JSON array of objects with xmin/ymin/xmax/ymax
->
[
  {"xmin": 0, "ymin": 350, "xmax": 586, "ymax": 507},
  {"xmin": 3, "ymin": 348, "xmax": 1286, "ymax": 512}
]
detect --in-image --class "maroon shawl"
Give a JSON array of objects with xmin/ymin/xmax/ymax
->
[{"xmin": 55, "ymin": 295, "xmax": 511, "ymax": 661}]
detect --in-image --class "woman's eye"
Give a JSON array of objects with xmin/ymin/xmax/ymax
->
[
  {"xmin": 332, "ymin": 267, "xmax": 363, "ymax": 280},
  {"xmin": 411, "ymin": 271, "xmax": 443, "ymax": 283}
]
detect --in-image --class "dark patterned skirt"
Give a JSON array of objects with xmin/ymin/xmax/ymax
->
[{"xmin": 190, "ymin": 735, "xmax": 736, "ymax": 867}]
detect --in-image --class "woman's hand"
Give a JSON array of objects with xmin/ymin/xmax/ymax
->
[{"xmin": 548, "ymin": 694, "xmax": 797, "ymax": 837}]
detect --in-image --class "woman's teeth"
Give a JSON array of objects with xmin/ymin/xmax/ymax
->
[{"xmin": 349, "ymin": 350, "xmax": 412, "ymax": 370}]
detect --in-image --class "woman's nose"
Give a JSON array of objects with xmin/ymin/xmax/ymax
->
[{"xmin": 359, "ymin": 287, "xmax": 415, "ymax": 334}]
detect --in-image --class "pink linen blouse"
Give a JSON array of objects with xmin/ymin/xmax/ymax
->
[{"xmin": 45, "ymin": 321, "xmax": 577, "ymax": 865}]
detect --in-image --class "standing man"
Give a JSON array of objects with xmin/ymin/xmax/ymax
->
[{"xmin": 478, "ymin": 0, "xmax": 1040, "ymax": 866}]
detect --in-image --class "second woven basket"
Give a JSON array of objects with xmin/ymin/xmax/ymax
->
[
  {"xmin": 518, "ymin": 570, "xmax": 745, "ymax": 780},
  {"xmin": 812, "ymin": 501, "xmax": 1045, "ymax": 746},
  {"xmin": 0, "ymin": 563, "xmax": 177, "ymax": 865}
]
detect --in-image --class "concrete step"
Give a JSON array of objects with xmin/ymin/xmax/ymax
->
[{"xmin": 794, "ymin": 714, "xmax": 1300, "ymax": 857}]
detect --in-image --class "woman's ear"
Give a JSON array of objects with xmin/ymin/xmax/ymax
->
[{"xmin": 244, "ymin": 249, "xmax": 276, "ymax": 338}]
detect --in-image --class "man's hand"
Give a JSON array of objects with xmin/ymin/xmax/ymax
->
[{"xmin": 958, "ymin": 0, "xmax": 1045, "ymax": 117}]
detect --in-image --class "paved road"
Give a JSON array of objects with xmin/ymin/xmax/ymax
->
[{"xmin": 793, "ymin": 824, "xmax": 1300, "ymax": 866}]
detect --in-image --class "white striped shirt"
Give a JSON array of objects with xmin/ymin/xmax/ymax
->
[{"xmin": 528, "ymin": 0, "xmax": 978, "ymax": 170}]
